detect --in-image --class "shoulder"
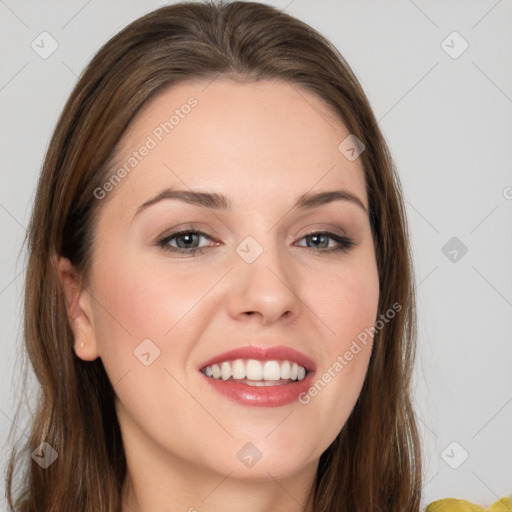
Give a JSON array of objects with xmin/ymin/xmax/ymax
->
[{"xmin": 425, "ymin": 496, "xmax": 512, "ymax": 512}]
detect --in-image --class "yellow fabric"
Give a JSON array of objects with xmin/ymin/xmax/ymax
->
[{"xmin": 426, "ymin": 496, "xmax": 512, "ymax": 512}]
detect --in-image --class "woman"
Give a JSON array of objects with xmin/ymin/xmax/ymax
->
[{"xmin": 6, "ymin": 1, "xmax": 422, "ymax": 510}]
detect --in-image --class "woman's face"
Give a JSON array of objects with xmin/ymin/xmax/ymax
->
[{"xmin": 66, "ymin": 79, "xmax": 379, "ymax": 484}]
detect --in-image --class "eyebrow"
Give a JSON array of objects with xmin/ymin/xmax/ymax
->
[{"xmin": 133, "ymin": 187, "xmax": 368, "ymax": 218}]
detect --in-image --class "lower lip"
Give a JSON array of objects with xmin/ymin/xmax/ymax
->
[{"xmin": 200, "ymin": 371, "xmax": 316, "ymax": 407}]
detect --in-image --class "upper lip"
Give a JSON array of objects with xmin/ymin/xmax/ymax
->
[{"xmin": 198, "ymin": 344, "xmax": 316, "ymax": 372}]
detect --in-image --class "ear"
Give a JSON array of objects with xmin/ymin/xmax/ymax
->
[{"xmin": 55, "ymin": 256, "xmax": 100, "ymax": 361}]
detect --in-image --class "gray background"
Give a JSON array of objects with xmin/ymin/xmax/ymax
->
[{"xmin": 1, "ymin": 0, "xmax": 511, "ymax": 510}]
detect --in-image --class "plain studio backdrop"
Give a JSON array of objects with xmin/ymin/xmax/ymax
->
[{"xmin": 1, "ymin": 1, "xmax": 511, "ymax": 509}]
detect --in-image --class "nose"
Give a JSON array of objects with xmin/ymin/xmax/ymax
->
[{"xmin": 226, "ymin": 238, "xmax": 302, "ymax": 325}]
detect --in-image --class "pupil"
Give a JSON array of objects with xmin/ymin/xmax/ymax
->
[
  {"xmin": 310, "ymin": 234, "xmax": 327, "ymax": 248},
  {"xmin": 177, "ymin": 233, "xmax": 198, "ymax": 248}
]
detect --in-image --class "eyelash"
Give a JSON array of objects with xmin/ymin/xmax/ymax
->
[{"xmin": 156, "ymin": 228, "xmax": 355, "ymax": 256}]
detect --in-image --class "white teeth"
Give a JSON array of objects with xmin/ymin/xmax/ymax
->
[
  {"xmin": 231, "ymin": 359, "xmax": 246, "ymax": 379},
  {"xmin": 221, "ymin": 361, "xmax": 232, "ymax": 381},
  {"xmin": 202, "ymin": 359, "xmax": 308, "ymax": 382},
  {"xmin": 262, "ymin": 360, "xmax": 281, "ymax": 380},
  {"xmin": 246, "ymin": 359, "xmax": 263, "ymax": 380},
  {"xmin": 211, "ymin": 364, "xmax": 221, "ymax": 379},
  {"xmin": 290, "ymin": 362, "xmax": 298, "ymax": 380},
  {"xmin": 280, "ymin": 360, "xmax": 291, "ymax": 379}
]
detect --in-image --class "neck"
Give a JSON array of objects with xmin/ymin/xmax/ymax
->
[{"xmin": 120, "ymin": 438, "xmax": 318, "ymax": 512}]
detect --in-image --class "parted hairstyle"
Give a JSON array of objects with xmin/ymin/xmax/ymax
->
[{"xmin": 6, "ymin": 1, "xmax": 421, "ymax": 511}]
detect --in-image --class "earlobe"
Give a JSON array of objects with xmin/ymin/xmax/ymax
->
[
  {"xmin": 75, "ymin": 336, "xmax": 99, "ymax": 361},
  {"xmin": 55, "ymin": 255, "xmax": 100, "ymax": 361}
]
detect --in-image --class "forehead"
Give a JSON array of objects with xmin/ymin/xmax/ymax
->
[{"xmin": 104, "ymin": 78, "xmax": 367, "ymax": 215}]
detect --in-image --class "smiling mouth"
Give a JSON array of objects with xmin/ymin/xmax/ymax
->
[
  {"xmin": 200, "ymin": 358, "xmax": 308, "ymax": 385},
  {"xmin": 199, "ymin": 355, "xmax": 315, "ymax": 407}
]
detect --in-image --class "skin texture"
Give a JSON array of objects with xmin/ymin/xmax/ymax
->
[{"xmin": 58, "ymin": 79, "xmax": 380, "ymax": 512}]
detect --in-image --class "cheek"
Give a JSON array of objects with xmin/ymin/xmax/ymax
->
[
  {"xmin": 304, "ymin": 253, "xmax": 380, "ymax": 347},
  {"xmin": 92, "ymin": 251, "xmax": 215, "ymax": 335},
  {"xmin": 88, "ymin": 249, "xmax": 219, "ymax": 379},
  {"xmin": 295, "ymin": 251, "xmax": 379, "ymax": 438}
]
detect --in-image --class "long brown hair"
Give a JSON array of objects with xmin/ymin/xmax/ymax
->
[{"xmin": 6, "ymin": 1, "xmax": 421, "ymax": 510}]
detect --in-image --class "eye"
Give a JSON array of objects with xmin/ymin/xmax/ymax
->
[
  {"xmin": 157, "ymin": 229, "xmax": 216, "ymax": 255},
  {"xmin": 156, "ymin": 228, "xmax": 355, "ymax": 256},
  {"xmin": 295, "ymin": 231, "xmax": 354, "ymax": 253}
]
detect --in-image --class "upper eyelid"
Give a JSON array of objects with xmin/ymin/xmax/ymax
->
[{"xmin": 158, "ymin": 229, "xmax": 217, "ymax": 249}]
